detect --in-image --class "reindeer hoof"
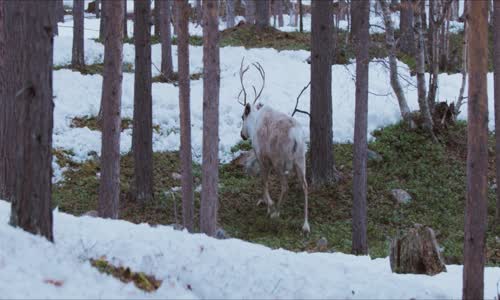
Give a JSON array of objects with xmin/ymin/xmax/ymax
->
[
  {"xmin": 270, "ymin": 211, "xmax": 280, "ymax": 219},
  {"xmin": 302, "ymin": 221, "xmax": 311, "ymax": 234}
]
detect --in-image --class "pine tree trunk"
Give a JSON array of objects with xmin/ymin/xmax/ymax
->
[
  {"xmin": 277, "ymin": 0, "xmax": 284, "ymax": 27},
  {"xmin": 379, "ymin": 0, "xmax": 412, "ymax": 125},
  {"xmin": 72, "ymin": 0, "xmax": 85, "ymax": 67},
  {"xmin": 57, "ymin": 0, "xmax": 65, "ymax": 23},
  {"xmin": 132, "ymin": 0, "xmax": 154, "ymax": 204},
  {"xmin": 399, "ymin": 0, "xmax": 415, "ymax": 55},
  {"xmin": 288, "ymin": 1, "xmax": 296, "ymax": 26},
  {"xmin": 463, "ymin": 1, "xmax": 488, "ymax": 299},
  {"xmin": 176, "ymin": 0, "xmax": 194, "ymax": 232},
  {"xmin": 160, "ymin": 0, "xmax": 174, "ymax": 79},
  {"xmin": 196, "ymin": 0, "xmax": 202, "ymax": 25},
  {"xmin": 98, "ymin": 0, "xmax": 124, "ymax": 219},
  {"xmin": 351, "ymin": 0, "xmax": 369, "ymax": 255},
  {"xmin": 493, "ymin": 0, "xmax": 500, "ymax": 227},
  {"xmin": 200, "ymin": 0, "xmax": 220, "ymax": 237},
  {"xmin": 310, "ymin": 0, "xmax": 336, "ymax": 187},
  {"xmin": 256, "ymin": 0, "xmax": 270, "ymax": 29},
  {"xmin": 154, "ymin": 0, "xmax": 160, "ymax": 37},
  {"xmin": 99, "ymin": 2, "xmax": 105, "ymax": 40},
  {"xmin": 299, "ymin": 0, "xmax": 303, "ymax": 32},
  {"xmin": 95, "ymin": 0, "xmax": 101, "ymax": 18},
  {"xmin": 226, "ymin": 0, "xmax": 235, "ymax": 28},
  {"xmin": 245, "ymin": 0, "xmax": 255, "ymax": 24},
  {"xmin": 123, "ymin": 0, "xmax": 128, "ymax": 39},
  {"xmin": 6, "ymin": 0, "xmax": 56, "ymax": 242}
]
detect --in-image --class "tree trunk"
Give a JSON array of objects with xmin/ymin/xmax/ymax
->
[
  {"xmin": 226, "ymin": 0, "xmax": 235, "ymax": 28},
  {"xmin": 455, "ymin": 18, "xmax": 467, "ymax": 115},
  {"xmin": 160, "ymin": 0, "xmax": 174, "ymax": 79},
  {"xmin": 288, "ymin": 1, "xmax": 296, "ymax": 26},
  {"xmin": 154, "ymin": 0, "xmax": 160, "ymax": 37},
  {"xmin": 99, "ymin": 2, "xmax": 105, "ymax": 40},
  {"xmin": 299, "ymin": 0, "xmax": 303, "ymax": 32},
  {"xmin": 176, "ymin": 0, "xmax": 194, "ymax": 232},
  {"xmin": 414, "ymin": 0, "xmax": 435, "ymax": 139},
  {"xmin": 95, "ymin": 0, "xmax": 101, "ymax": 18},
  {"xmin": 494, "ymin": 0, "xmax": 500, "ymax": 228},
  {"xmin": 200, "ymin": 0, "xmax": 220, "ymax": 237},
  {"xmin": 57, "ymin": 0, "xmax": 65, "ymax": 23},
  {"xmin": 351, "ymin": 0, "xmax": 369, "ymax": 255},
  {"xmin": 98, "ymin": 0, "xmax": 124, "ymax": 219},
  {"xmin": 123, "ymin": 0, "xmax": 128, "ymax": 39},
  {"xmin": 72, "ymin": 0, "xmax": 85, "ymax": 67},
  {"xmin": 463, "ymin": 1, "xmax": 488, "ymax": 299},
  {"xmin": 379, "ymin": 0, "xmax": 412, "ymax": 125},
  {"xmin": 399, "ymin": 0, "xmax": 415, "ymax": 55},
  {"xmin": 420, "ymin": 0, "xmax": 427, "ymax": 31},
  {"xmin": 6, "ymin": 0, "xmax": 56, "ymax": 242},
  {"xmin": 256, "ymin": 0, "xmax": 270, "ymax": 29},
  {"xmin": 245, "ymin": 0, "xmax": 255, "ymax": 24},
  {"xmin": 196, "ymin": 0, "xmax": 202, "ymax": 25},
  {"xmin": 132, "ymin": 0, "xmax": 154, "ymax": 204},
  {"xmin": 310, "ymin": 0, "xmax": 335, "ymax": 187},
  {"xmin": 276, "ymin": 0, "xmax": 284, "ymax": 27}
]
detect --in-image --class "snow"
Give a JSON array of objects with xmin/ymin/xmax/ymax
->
[{"xmin": 0, "ymin": 199, "xmax": 498, "ymax": 299}]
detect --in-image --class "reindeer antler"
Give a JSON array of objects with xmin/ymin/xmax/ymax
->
[
  {"xmin": 251, "ymin": 62, "xmax": 265, "ymax": 104},
  {"xmin": 238, "ymin": 58, "xmax": 250, "ymax": 106}
]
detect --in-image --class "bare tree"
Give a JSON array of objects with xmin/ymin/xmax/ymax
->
[
  {"xmin": 310, "ymin": 0, "xmax": 336, "ymax": 187},
  {"xmin": 154, "ymin": 0, "xmax": 160, "ymax": 37},
  {"xmin": 95, "ymin": 0, "xmax": 101, "ymax": 18},
  {"xmin": 276, "ymin": 0, "xmax": 284, "ymax": 27},
  {"xmin": 57, "ymin": 0, "xmax": 65, "ymax": 23},
  {"xmin": 463, "ymin": 1, "xmax": 488, "ymax": 299},
  {"xmin": 379, "ymin": 0, "xmax": 411, "ymax": 125},
  {"xmin": 72, "ymin": 0, "xmax": 85, "ymax": 67},
  {"xmin": 160, "ymin": 0, "xmax": 174, "ymax": 80},
  {"xmin": 226, "ymin": 0, "xmax": 235, "ymax": 28},
  {"xmin": 98, "ymin": 0, "xmax": 124, "ymax": 219},
  {"xmin": 256, "ymin": 0, "xmax": 270, "ymax": 29},
  {"xmin": 99, "ymin": 2, "xmax": 105, "ymax": 40},
  {"xmin": 6, "ymin": 0, "xmax": 57, "ymax": 242},
  {"xmin": 132, "ymin": 0, "xmax": 154, "ymax": 204},
  {"xmin": 494, "ymin": 0, "xmax": 500, "ymax": 226},
  {"xmin": 195, "ymin": 0, "xmax": 202, "ymax": 25},
  {"xmin": 399, "ymin": 0, "xmax": 415, "ymax": 55},
  {"xmin": 245, "ymin": 0, "xmax": 256, "ymax": 24},
  {"xmin": 176, "ymin": 0, "xmax": 194, "ymax": 232},
  {"xmin": 351, "ymin": 0, "xmax": 369, "ymax": 255},
  {"xmin": 299, "ymin": 0, "xmax": 303, "ymax": 32},
  {"xmin": 200, "ymin": 0, "xmax": 220, "ymax": 237},
  {"xmin": 123, "ymin": 0, "xmax": 128, "ymax": 39}
]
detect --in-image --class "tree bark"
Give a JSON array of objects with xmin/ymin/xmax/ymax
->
[
  {"xmin": 123, "ymin": 0, "xmax": 128, "ymax": 39},
  {"xmin": 195, "ymin": 0, "xmax": 202, "ymax": 25},
  {"xmin": 379, "ymin": 0, "xmax": 412, "ymax": 125},
  {"xmin": 463, "ymin": 1, "xmax": 488, "ymax": 299},
  {"xmin": 57, "ymin": 0, "xmax": 65, "ymax": 23},
  {"xmin": 176, "ymin": 0, "xmax": 194, "ymax": 232},
  {"xmin": 132, "ymin": 0, "xmax": 154, "ymax": 204},
  {"xmin": 310, "ymin": 0, "xmax": 335, "ymax": 187},
  {"xmin": 276, "ymin": 0, "xmax": 284, "ymax": 27},
  {"xmin": 256, "ymin": 0, "xmax": 270, "ymax": 29},
  {"xmin": 414, "ymin": 0, "xmax": 435, "ymax": 139},
  {"xmin": 72, "ymin": 0, "xmax": 85, "ymax": 67},
  {"xmin": 6, "ymin": 0, "xmax": 56, "ymax": 242},
  {"xmin": 160, "ymin": 0, "xmax": 174, "ymax": 80},
  {"xmin": 288, "ymin": 0, "xmax": 297, "ymax": 26},
  {"xmin": 98, "ymin": 0, "xmax": 124, "ymax": 219},
  {"xmin": 399, "ymin": 0, "xmax": 415, "ymax": 55},
  {"xmin": 299, "ymin": 0, "xmax": 303, "ymax": 32},
  {"xmin": 226, "ymin": 0, "xmax": 235, "ymax": 28},
  {"xmin": 494, "ymin": 0, "xmax": 500, "ymax": 227},
  {"xmin": 99, "ymin": 2, "xmax": 105, "ymax": 40},
  {"xmin": 200, "ymin": 0, "xmax": 220, "ymax": 237},
  {"xmin": 154, "ymin": 0, "xmax": 160, "ymax": 37},
  {"xmin": 351, "ymin": 0, "xmax": 369, "ymax": 255},
  {"xmin": 95, "ymin": 0, "xmax": 101, "ymax": 18},
  {"xmin": 245, "ymin": 0, "xmax": 256, "ymax": 24}
]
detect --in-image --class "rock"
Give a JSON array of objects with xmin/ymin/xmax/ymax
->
[
  {"xmin": 391, "ymin": 189, "xmax": 412, "ymax": 205},
  {"xmin": 389, "ymin": 224, "xmax": 447, "ymax": 275},
  {"xmin": 316, "ymin": 237, "xmax": 328, "ymax": 252},
  {"xmin": 367, "ymin": 149, "xmax": 383, "ymax": 162},
  {"xmin": 215, "ymin": 228, "xmax": 230, "ymax": 240},
  {"xmin": 171, "ymin": 172, "xmax": 182, "ymax": 180},
  {"xmin": 231, "ymin": 150, "xmax": 260, "ymax": 176},
  {"xmin": 81, "ymin": 210, "xmax": 98, "ymax": 217}
]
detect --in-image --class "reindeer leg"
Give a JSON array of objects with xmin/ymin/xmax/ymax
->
[
  {"xmin": 295, "ymin": 162, "xmax": 310, "ymax": 234},
  {"xmin": 271, "ymin": 174, "xmax": 288, "ymax": 219},
  {"xmin": 260, "ymin": 166, "xmax": 274, "ymax": 214}
]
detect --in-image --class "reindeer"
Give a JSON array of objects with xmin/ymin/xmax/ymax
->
[{"xmin": 238, "ymin": 59, "xmax": 310, "ymax": 234}]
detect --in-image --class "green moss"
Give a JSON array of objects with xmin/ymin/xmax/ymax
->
[
  {"xmin": 152, "ymin": 71, "xmax": 203, "ymax": 84},
  {"xmin": 70, "ymin": 116, "xmax": 133, "ymax": 132},
  {"xmin": 53, "ymin": 62, "xmax": 134, "ymax": 75}
]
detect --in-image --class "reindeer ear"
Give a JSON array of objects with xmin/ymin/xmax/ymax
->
[{"xmin": 244, "ymin": 103, "xmax": 251, "ymax": 116}]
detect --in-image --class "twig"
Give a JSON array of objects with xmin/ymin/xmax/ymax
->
[{"xmin": 292, "ymin": 81, "xmax": 311, "ymax": 117}]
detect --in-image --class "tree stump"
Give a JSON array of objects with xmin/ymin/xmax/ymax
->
[{"xmin": 390, "ymin": 224, "xmax": 447, "ymax": 275}]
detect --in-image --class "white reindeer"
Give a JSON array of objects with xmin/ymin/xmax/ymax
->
[{"xmin": 238, "ymin": 59, "xmax": 310, "ymax": 234}]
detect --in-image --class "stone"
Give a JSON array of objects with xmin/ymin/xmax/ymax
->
[
  {"xmin": 215, "ymin": 228, "xmax": 230, "ymax": 240},
  {"xmin": 390, "ymin": 224, "xmax": 447, "ymax": 275},
  {"xmin": 391, "ymin": 189, "xmax": 412, "ymax": 205},
  {"xmin": 367, "ymin": 149, "xmax": 383, "ymax": 162}
]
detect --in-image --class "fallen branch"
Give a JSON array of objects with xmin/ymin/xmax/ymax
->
[{"xmin": 292, "ymin": 81, "xmax": 311, "ymax": 117}]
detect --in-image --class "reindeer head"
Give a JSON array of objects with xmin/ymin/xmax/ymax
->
[{"xmin": 238, "ymin": 58, "xmax": 265, "ymax": 141}]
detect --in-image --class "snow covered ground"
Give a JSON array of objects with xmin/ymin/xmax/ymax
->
[{"xmin": 0, "ymin": 200, "xmax": 498, "ymax": 299}]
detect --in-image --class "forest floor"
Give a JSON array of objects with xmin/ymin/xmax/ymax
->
[{"xmin": 53, "ymin": 120, "xmax": 500, "ymax": 266}]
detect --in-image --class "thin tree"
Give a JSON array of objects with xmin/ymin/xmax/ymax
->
[
  {"xmin": 245, "ymin": 0, "xmax": 256, "ymax": 24},
  {"xmin": 6, "ymin": 0, "xmax": 57, "ymax": 241},
  {"xmin": 123, "ymin": 0, "xmax": 128, "ymax": 39},
  {"xmin": 256, "ymin": 0, "xmax": 270, "ymax": 29},
  {"xmin": 226, "ymin": 0, "xmax": 236, "ymax": 28},
  {"xmin": 351, "ymin": 0, "xmax": 369, "ymax": 255},
  {"xmin": 72, "ymin": 0, "xmax": 85, "ymax": 67},
  {"xmin": 299, "ymin": 0, "xmax": 303, "ymax": 32},
  {"xmin": 176, "ymin": 0, "xmax": 194, "ymax": 232},
  {"xmin": 132, "ymin": 0, "xmax": 154, "ymax": 204},
  {"xmin": 154, "ymin": 0, "xmax": 160, "ymax": 37},
  {"xmin": 379, "ymin": 0, "xmax": 411, "ymax": 125},
  {"xmin": 200, "ymin": 0, "xmax": 220, "ymax": 237},
  {"xmin": 310, "ymin": 0, "xmax": 336, "ymax": 187},
  {"xmin": 463, "ymin": 1, "xmax": 488, "ymax": 299},
  {"xmin": 57, "ymin": 0, "xmax": 65, "ymax": 23},
  {"xmin": 160, "ymin": 0, "xmax": 174, "ymax": 80},
  {"xmin": 195, "ymin": 0, "xmax": 202, "ymax": 25},
  {"xmin": 95, "ymin": 0, "xmax": 101, "ymax": 18},
  {"xmin": 276, "ymin": 0, "xmax": 284, "ymax": 27},
  {"xmin": 495, "ymin": 0, "xmax": 500, "ymax": 227},
  {"xmin": 399, "ymin": 0, "xmax": 414, "ymax": 56},
  {"xmin": 99, "ymin": 1, "xmax": 105, "ymax": 40},
  {"xmin": 98, "ymin": 0, "xmax": 124, "ymax": 219}
]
